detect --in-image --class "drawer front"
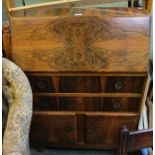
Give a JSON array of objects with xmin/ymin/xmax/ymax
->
[
  {"xmin": 105, "ymin": 77, "xmax": 145, "ymax": 93},
  {"xmin": 33, "ymin": 97, "xmax": 140, "ymax": 112},
  {"xmin": 28, "ymin": 76, "xmax": 145, "ymax": 93},
  {"xmin": 28, "ymin": 76, "xmax": 54, "ymax": 93},
  {"xmin": 30, "ymin": 113, "xmax": 77, "ymax": 144},
  {"xmin": 33, "ymin": 96, "xmax": 58, "ymax": 111},
  {"xmin": 85, "ymin": 114, "xmax": 138, "ymax": 146},
  {"xmin": 102, "ymin": 98, "xmax": 140, "ymax": 112}
]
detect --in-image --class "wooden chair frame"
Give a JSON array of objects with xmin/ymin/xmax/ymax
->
[
  {"xmin": 117, "ymin": 126, "xmax": 153, "ymax": 155},
  {"xmin": 3, "ymin": 0, "xmax": 131, "ymax": 21}
]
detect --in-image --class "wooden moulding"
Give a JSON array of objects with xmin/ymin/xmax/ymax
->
[
  {"xmin": 26, "ymin": 72, "xmax": 146, "ymax": 77},
  {"xmin": 11, "ymin": 7, "xmax": 147, "ymax": 18},
  {"xmin": 33, "ymin": 111, "xmax": 139, "ymax": 116},
  {"xmin": 11, "ymin": 15, "xmax": 150, "ymax": 73},
  {"xmin": 33, "ymin": 92, "xmax": 141, "ymax": 98}
]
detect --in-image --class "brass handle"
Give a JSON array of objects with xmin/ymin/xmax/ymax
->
[
  {"xmin": 87, "ymin": 126, "xmax": 95, "ymax": 134},
  {"xmin": 114, "ymin": 81, "xmax": 123, "ymax": 90}
]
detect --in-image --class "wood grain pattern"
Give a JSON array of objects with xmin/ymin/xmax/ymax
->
[
  {"xmin": 33, "ymin": 92, "xmax": 141, "ymax": 98},
  {"xmin": 11, "ymin": 15, "xmax": 150, "ymax": 72},
  {"xmin": 30, "ymin": 112, "xmax": 138, "ymax": 148},
  {"xmin": 33, "ymin": 96, "xmax": 140, "ymax": 112},
  {"xmin": 59, "ymin": 76, "xmax": 101, "ymax": 111},
  {"xmin": 117, "ymin": 126, "xmax": 153, "ymax": 154},
  {"xmin": 29, "ymin": 76, "xmax": 142, "ymax": 112},
  {"xmin": 30, "ymin": 113, "xmax": 77, "ymax": 144},
  {"xmin": 85, "ymin": 114, "xmax": 138, "ymax": 146},
  {"xmin": 3, "ymin": 11, "xmax": 150, "ymax": 150},
  {"xmin": 127, "ymin": 129, "xmax": 153, "ymax": 152},
  {"xmin": 28, "ymin": 76, "xmax": 145, "ymax": 94},
  {"xmin": 102, "ymin": 97, "xmax": 140, "ymax": 112},
  {"xmin": 2, "ymin": 23, "xmax": 11, "ymax": 59},
  {"xmin": 106, "ymin": 76, "xmax": 145, "ymax": 93},
  {"xmin": 13, "ymin": 7, "xmax": 147, "ymax": 17},
  {"xmin": 26, "ymin": 72, "xmax": 146, "ymax": 77}
]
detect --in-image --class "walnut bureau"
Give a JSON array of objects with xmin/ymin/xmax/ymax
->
[{"xmin": 7, "ymin": 8, "xmax": 150, "ymax": 149}]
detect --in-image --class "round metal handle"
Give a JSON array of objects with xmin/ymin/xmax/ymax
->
[
  {"xmin": 113, "ymin": 102, "xmax": 121, "ymax": 109},
  {"xmin": 114, "ymin": 81, "xmax": 123, "ymax": 90},
  {"xmin": 37, "ymin": 81, "xmax": 47, "ymax": 90},
  {"xmin": 87, "ymin": 126, "xmax": 95, "ymax": 134}
]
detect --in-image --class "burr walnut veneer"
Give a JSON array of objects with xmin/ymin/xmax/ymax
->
[{"xmin": 5, "ymin": 8, "xmax": 150, "ymax": 149}]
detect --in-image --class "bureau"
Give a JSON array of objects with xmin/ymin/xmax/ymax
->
[{"xmin": 4, "ymin": 7, "xmax": 150, "ymax": 149}]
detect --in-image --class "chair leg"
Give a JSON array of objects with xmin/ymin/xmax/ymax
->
[{"xmin": 116, "ymin": 126, "xmax": 129, "ymax": 155}]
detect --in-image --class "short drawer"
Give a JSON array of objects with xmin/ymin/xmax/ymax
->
[
  {"xmin": 30, "ymin": 112, "xmax": 77, "ymax": 144},
  {"xmin": 28, "ymin": 76, "xmax": 54, "ymax": 93},
  {"xmin": 102, "ymin": 98, "xmax": 140, "ymax": 112},
  {"xmin": 85, "ymin": 114, "xmax": 138, "ymax": 146},
  {"xmin": 105, "ymin": 77, "xmax": 145, "ymax": 93},
  {"xmin": 33, "ymin": 96, "xmax": 58, "ymax": 111}
]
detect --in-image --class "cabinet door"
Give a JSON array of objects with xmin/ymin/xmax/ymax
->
[
  {"xmin": 85, "ymin": 114, "xmax": 138, "ymax": 148},
  {"xmin": 30, "ymin": 112, "xmax": 77, "ymax": 145}
]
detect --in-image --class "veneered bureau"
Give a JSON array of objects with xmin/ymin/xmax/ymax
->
[{"xmin": 4, "ymin": 7, "xmax": 150, "ymax": 149}]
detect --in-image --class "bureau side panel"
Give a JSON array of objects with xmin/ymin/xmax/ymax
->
[{"xmin": 11, "ymin": 16, "xmax": 150, "ymax": 72}]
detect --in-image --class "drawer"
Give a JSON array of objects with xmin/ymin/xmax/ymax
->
[
  {"xmin": 30, "ymin": 112, "xmax": 77, "ymax": 144},
  {"xmin": 85, "ymin": 114, "xmax": 138, "ymax": 146},
  {"xmin": 28, "ymin": 76, "xmax": 55, "ymax": 93},
  {"xmin": 29, "ymin": 76, "xmax": 145, "ymax": 93},
  {"xmin": 105, "ymin": 77, "xmax": 145, "ymax": 93},
  {"xmin": 33, "ymin": 97, "xmax": 140, "ymax": 112},
  {"xmin": 102, "ymin": 98, "xmax": 140, "ymax": 112}
]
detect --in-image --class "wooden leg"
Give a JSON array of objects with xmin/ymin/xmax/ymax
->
[
  {"xmin": 2, "ymin": 23, "xmax": 11, "ymax": 59},
  {"xmin": 116, "ymin": 126, "xmax": 129, "ymax": 155}
]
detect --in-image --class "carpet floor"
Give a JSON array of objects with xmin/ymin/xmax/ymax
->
[{"xmin": 31, "ymin": 148, "xmax": 115, "ymax": 155}]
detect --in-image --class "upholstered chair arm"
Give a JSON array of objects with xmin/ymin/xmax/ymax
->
[{"xmin": 2, "ymin": 58, "xmax": 32, "ymax": 155}]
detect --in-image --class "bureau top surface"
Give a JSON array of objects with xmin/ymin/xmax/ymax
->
[
  {"xmin": 11, "ymin": 10, "xmax": 150, "ymax": 73},
  {"xmin": 13, "ymin": 7, "xmax": 147, "ymax": 17}
]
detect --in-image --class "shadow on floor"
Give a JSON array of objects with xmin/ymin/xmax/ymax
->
[{"xmin": 31, "ymin": 148, "xmax": 115, "ymax": 155}]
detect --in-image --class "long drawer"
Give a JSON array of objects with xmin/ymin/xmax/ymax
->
[
  {"xmin": 28, "ymin": 76, "xmax": 145, "ymax": 93},
  {"xmin": 33, "ymin": 96, "xmax": 140, "ymax": 112}
]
